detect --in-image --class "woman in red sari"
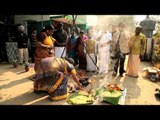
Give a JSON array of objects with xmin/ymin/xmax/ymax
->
[{"xmin": 75, "ymin": 30, "xmax": 88, "ymax": 69}]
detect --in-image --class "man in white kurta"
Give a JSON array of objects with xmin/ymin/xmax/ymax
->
[{"xmin": 98, "ymin": 30, "xmax": 112, "ymax": 74}]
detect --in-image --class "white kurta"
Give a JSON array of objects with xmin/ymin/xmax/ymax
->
[{"xmin": 98, "ymin": 31, "xmax": 112, "ymax": 74}]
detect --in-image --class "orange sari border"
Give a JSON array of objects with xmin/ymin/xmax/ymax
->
[{"xmin": 48, "ymin": 73, "xmax": 64, "ymax": 94}]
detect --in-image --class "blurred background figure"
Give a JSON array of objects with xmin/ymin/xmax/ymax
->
[
  {"xmin": 66, "ymin": 29, "xmax": 78, "ymax": 66},
  {"xmin": 29, "ymin": 29, "xmax": 37, "ymax": 63},
  {"xmin": 66, "ymin": 27, "xmax": 71, "ymax": 40},
  {"xmin": 16, "ymin": 25, "xmax": 29, "ymax": 64},
  {"xmin": 75, "ymin": 30, "xmax": 88, "ymax": 70},
  {"xmin": 97, "ymin": 28, "xmax": 112, "ymax": 74},
  {"xmin": 110, "ymin": 24, "xmax": 119, "ymax": 72},
  {"xmin": 85, "ymin": 26, "xmax": 97, "ymax": 72},
  {"xmin": 53, "ymin": 23, "xmax": 67, "ymax": 58}
]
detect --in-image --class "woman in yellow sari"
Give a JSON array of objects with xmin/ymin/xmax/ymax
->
[
  {"xmin": 34, "ymin": 25, "xmax": 61, "ymax": 80},
  {"xmin": 35, "ymin": 25, "xmax": 56, "ymax": 63}
]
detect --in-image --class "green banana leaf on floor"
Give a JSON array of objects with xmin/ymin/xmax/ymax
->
[{"xmin": 67, "ymin": 91, "xmax": 95, "ymax": 105}]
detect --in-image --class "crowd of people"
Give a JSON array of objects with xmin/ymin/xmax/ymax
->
[{"xmin": 10, "ymin": 22, "xmax": 147, "ymax": 101}]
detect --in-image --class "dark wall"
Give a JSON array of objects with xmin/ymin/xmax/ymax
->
[{"xmin": 0, "ymin": 15, "xmax": 14, "ymax": 24}]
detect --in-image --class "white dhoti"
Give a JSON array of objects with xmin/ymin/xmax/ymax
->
[
  {"xmin": 98, "ymin": 49, "xmax": 109, "ymax": 74},
  {"xmin": 55, "ymin": 47, "xmax": 66, "ymax": 58},
  {"xmin": 86, "ymin": 53, "xmax": 97, "ymax": 72}
]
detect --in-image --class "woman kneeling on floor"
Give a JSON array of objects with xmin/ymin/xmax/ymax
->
[{"xmin": 34, "ymin": 57, "xmax": 83, "ymax": 101}]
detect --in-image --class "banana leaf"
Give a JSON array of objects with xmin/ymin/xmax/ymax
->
[
  {"xmin": 101, "ymin": 90, "xmax": 122, "ymax": 105},
  {"xmin": 67, "ymin": 91, "xmax": 94, "ymax": 105}
]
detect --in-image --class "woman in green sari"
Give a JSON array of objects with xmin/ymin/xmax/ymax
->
[{"xmin": 66, "ymin": 30, "xmax": 78, "ymax": 66}]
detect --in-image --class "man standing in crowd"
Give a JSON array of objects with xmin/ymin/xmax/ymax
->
[
  {"xmin": 16, "ymin": 25, "xmax": 29, "ymax": 64},
  {"xmin": 110, "ymin": 24, "xmax": 119, "ymax": 72},
  {"xmin": 113, "ymin": 22, "xmax": 130, "ymax": 77},
  {"xmin": 126, "ymin": 25, "xmax": 146, "ymax": 78},
  {"xmin": 53, "ymin": 23, "xmax": 67, "ymax": 58},
  {"xmin": 97, "ymin": 29, "xmax": 112, "ymax": 74},
  {"xmin": 29, "ymin": 29, "xmax": 37, "ymax": 63}
]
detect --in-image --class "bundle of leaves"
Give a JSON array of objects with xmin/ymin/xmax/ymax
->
[{"xmin": 67, "ymin": 90, "xmax": 95, "ymax": 105}]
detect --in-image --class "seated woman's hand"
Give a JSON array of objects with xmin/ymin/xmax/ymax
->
[{"xmin": 78, "ymin": 83, "xmax": 84, "ymax": 90}]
